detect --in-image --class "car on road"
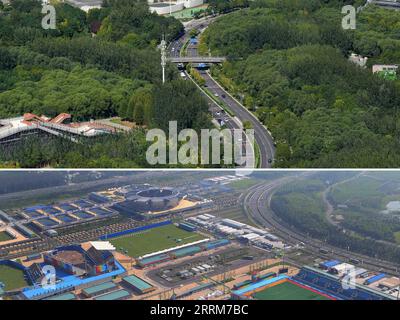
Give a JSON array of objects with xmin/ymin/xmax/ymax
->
[
  {"xmin": 221, "ymin": 94, "xmax": 226, "ymax": 98},
  {"xmin": 214, "ymin": 93, "xmax": 219, "ymax": 97},
  {"xmin": 268, "ymin": 158, "xmax": 273, "ymax": 164}
]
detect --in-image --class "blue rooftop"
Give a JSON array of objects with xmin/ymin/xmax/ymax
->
[
  {"xmin": 321, "ymin": 260, "xmax": 341, "ymax": 268},
  {"xmin": 232, "ymin": 274, "xmax": 289, "ymax": 296},
  {"xmin": 22, "ymin": 261, "xmax": 125, "ymax": 299}
]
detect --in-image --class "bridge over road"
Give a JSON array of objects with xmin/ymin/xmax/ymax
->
[{"xmin": 167, "ymin": 56, "xmax": 226, "ymax": 63}]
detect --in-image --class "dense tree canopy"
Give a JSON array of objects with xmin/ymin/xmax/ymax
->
[
  {"xmin": 0, "ymin": 0, "xmax": 212, "ymax": 167},
  {"xmin": 201, "ymin": 0, "xmax": 400, "ymax": 167},
  {"xmin": 272, "ymin": 177, "xmax": 400, "ymax": 264}
]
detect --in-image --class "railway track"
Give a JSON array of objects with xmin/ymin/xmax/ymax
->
[
  {"xmin": 242, "ymin": 180, "xmax": 400, "ymax": 275},
  {"xmin": 0, "ymin": 217, "xmax": 167, "ymax": 260}
]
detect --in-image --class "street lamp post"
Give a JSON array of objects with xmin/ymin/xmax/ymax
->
[{"xmin": 161, "ymin": 36, "xmax": 167, "ymax": 84}]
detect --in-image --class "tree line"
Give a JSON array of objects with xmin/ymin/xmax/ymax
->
[{"xmin": 201, "ymin": 0, "xmax": 400, "ymax": 167}]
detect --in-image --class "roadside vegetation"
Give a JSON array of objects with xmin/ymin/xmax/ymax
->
[
  {"xmin": 271, "ymin": 175, "xmax": 400, "ymax": 263},
  {"xmin": 200, "ymin": 0, "xmax": 400, "ymax": 167}
]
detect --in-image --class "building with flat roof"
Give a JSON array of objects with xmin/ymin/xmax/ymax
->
[
  {"xmin": 328, "ymin": 263, "xmax": 354, "ymax": 275},
  {"xmin": 372, "ymin": 64, "xmax": 398, "ymax": 73},
  {"xmin": 95, "ymin": 289, "xmax": 131, "ymax": 300},
  {"xmin": 121, "ymin": 275, "xmax": 154, "ymax": 294},
  {"xmin": 149, "ymin": 0, "xmax": 204, "ymax": 15},
  {"xmin": 45, "ymin": 292, "xmax": 76, "ymax": 300},
  {"xmin": 82, "ymin": 281, "xmax": 118, "ymax": 298}
]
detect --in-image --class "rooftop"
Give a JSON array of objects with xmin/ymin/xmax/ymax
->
[
  {"xmin": 123, "ymin": 275, "xmax": 153, "ymax": 291},
  {"xmin": 45, "ymin": 292, "xmax": 76, "ymax": 300},
  {"xmin": 82, "ymin": 281, "xmax": 117, "ymax": 295},
  {"xmin": 95, "ymin": 289, "xmax": 130, "ymax": 300}
]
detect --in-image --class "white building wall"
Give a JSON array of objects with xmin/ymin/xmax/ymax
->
[
  {"xmin": 150, "ymin": 2, "xmax": 184, "ymax": 15},
  {"xmin": 181, "ymin": 0, "xmax": 204, "ymax": 8}
]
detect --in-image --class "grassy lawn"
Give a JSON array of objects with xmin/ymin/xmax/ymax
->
[
  {"xmin": 283, "ymin": 192, "xmax": 325, "ymax": 217},
  {"xmin": 110, "ymin": 224, "xmax": 205, "ymax": 258},
  {"xmin": 0, "ymin": 265, "xmax": 28, "ymax": 291},
  {"xmin": 330, "ymin": 176, "xmax": 383, "ymax": 204},
  {"xmin": 394, "ymin": 231, "xmax": 400, "ymax": 244},
  {"xmin": 0, "ymin": 231, "xmax": 13, "ymax": 242},
  {"xmin": 253, "ymin": 281, "xmax": 330, "ymax": 300}
]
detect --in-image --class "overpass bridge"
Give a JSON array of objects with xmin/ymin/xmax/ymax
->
[
  {"xmin": 167, "ymin": 56, "xmax": 226, "ymax": 64},
  {"xmin": 0, "ymin": 123, "xmax": 82, "ymax": 144}
]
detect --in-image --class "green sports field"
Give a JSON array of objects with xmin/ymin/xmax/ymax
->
[
  {"xmin": 253, "ymin": 281, "xmax": 330, "ymax": 300},
  {"xmin": 0, "ymin": 231, "xmax": 13, "ymax": 242},
  {"xmin": 110, "ymin": 224, "xmax": 205, "ymax": 258},
  {"xmin": 0, "ymin": 265, "xmax": 28, "ymax": 291}
]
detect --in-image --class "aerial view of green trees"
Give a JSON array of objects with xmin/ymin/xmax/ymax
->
[
  {"xmin": 271, "ymin": 175, "xmax": 400, "ymax": 264},
  {"xmin": 201, "ymin": 0, "xmax": 400, "ymax": 167},
  {"xmin": 0, "ymin": 0, "xmax": 212, "ymax": 167}
]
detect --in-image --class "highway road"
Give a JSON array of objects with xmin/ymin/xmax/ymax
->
[
  {"xmin": 241, "ymin": 178, "xmax": 400, "ymax": 276},
  {"xmin": 201, "ymin": 71, "xmax": 275, "ymax": 168},
  {"xmin": 168, "ymin": 16, "xmax": 275, "ymax": 168},
  {"xmin": 371, "ymin": 0, "xmax": 400, "ymax": 9}
]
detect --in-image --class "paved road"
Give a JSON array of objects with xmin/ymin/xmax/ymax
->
[
  {"xmin": 201, "ymin": 72, "xmax": 275, "ymax": 168},
  {"xmin": 168, "ymin": 15, "xmax": 275, "ymax": 168},
  {"xmin": 371, "ymin": 0, "xmax": 400, "ymax": 9},
  {"xmin": 242, "ymin": 179, "xmax": 400, "ymax": 276},
  {"xmin": 168, "ymin": 17, "xmax": 254, "ymax": 167}
]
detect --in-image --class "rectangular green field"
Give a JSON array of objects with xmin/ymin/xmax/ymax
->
[
  {"xmin": 253, "ymin": 281, "xmax": 329, "ymax": 300},
  {"xmin": 0, "ymin": 231, "xmax": 13, "ymax": 242},
  {"xmin": 110, "ymin": 224, "xmax": 205, "ymax": 258},
  {"xmin": 0, "ymin": 265, "xmax": 28, "ymax": 291}
]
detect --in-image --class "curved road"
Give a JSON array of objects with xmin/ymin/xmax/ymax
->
[
  {"xmin": 168, "ymin": 16, "xmax": 275, "ymax": 168},
  {"xmin": 242, "ymin": 179, "xmax": 400, "ymax": 275},
  {"xmin": 201, "ymin": 72, "xmax": 275, "ymax": 168}
]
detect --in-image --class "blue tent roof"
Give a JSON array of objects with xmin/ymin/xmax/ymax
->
[{"xmin": 321, "ymin": 260, "xmax": 340, "ymax": 268}]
